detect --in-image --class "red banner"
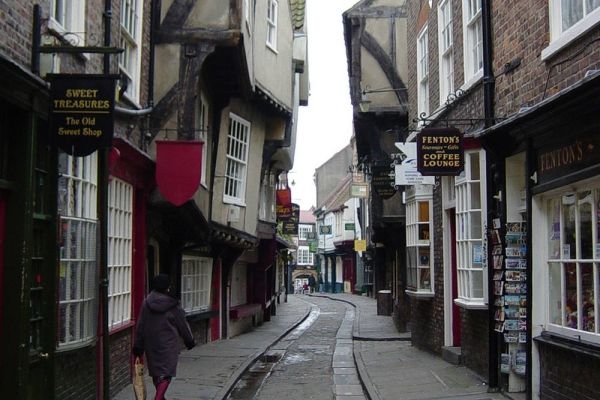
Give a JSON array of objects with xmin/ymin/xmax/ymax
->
[
  {"xmin": 156, "ymin": 141, "xmax": 203, "ymax": 206},
  {"xmin": 276, "ymin": 187, "xmax": 292, "ymax": 219}
]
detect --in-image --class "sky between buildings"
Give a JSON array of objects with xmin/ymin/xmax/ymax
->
[{"xmin": 290, "ymin": 0, "xmax": 359, "ymax": 210}]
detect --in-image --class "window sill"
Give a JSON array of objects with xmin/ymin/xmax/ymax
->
[
  {"xmin": 534, "ymin": 331, "xmax": 600, "ymax": 360},
  {"xmin": 405, "ymin": 290, "xmax": 434, "ymax": 299},
  {"xmin": 266, "ymin": 43, "xmax": 279, "ymax": 54},
  {"xmin": 459, "ymin": 69, "xmax": 483, "ymax": 93},
  {"xmin": 47, "ymin": 18, "xmax": 89, "ymax": 61},
  {"xmin": 542, "ymin": 10, "xmax": 600, "ymax": 61},
  {"xmin": 454, "ymin": 298, "xmax": 487, "ymax": 310},
  {"xmin": 229, "ymin": 303, "xmax": 262, "ymax": 320},
  {"xmin": 109, "ymin": 320, "xmax": 135, "ymax": 335},
  {"xmin": 223, "ymin": 198, "xmax": 247, "ymax": 208},
  {"xmin": 186, "ymin": 309, "xmax": 218, "ymax": 322}
]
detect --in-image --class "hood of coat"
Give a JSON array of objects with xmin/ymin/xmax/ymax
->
[{"xmin": 146, "ymin": 291, "xmax": 179, "ymax": 313}]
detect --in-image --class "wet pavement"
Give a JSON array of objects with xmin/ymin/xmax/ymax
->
[{"xmin": 114, "ymin": 293, "xmax": 522, "ymax": 400}]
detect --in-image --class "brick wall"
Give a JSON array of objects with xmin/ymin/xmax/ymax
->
[
  {"xmin": 109, "ymin": 328, "xmax": 133, "ymax": 398},
  {"xmin": 0, "ymin": 2, "xmax": 32, "ymax": 67},
  {"xmin": 537, "ymin": 340, "xmax": 600, "ymax": 400},
  {"xmin": 55, "ymin": 346, "xmax": 98, "ymax": 400},
  {"xmin": 410, "ymin": 177, "xmax": 445, "ymax": 353},
  {"xmin": 460, "ymin": 308, "xmax": 488, "ymax": 377},
  {"xmin": 189, "ymin": 318, "xmax": 209, "ymax": 345},
  {"xmin": 491, "ymin": 0, "xmax": 600, "ymax": 119}
]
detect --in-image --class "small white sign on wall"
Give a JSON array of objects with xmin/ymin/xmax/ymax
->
[{"xmin": 395, "ymin": 142, "xmax": 435, "ymax": 186}]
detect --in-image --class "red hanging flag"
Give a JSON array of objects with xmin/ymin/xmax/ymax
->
[
  {"xmin": 156, "ymin": 140, "xmax": 203, "ymax": 206},
  {"xmin": 276, "ymin": 187, "xmax": 292, "ymax": 219}
]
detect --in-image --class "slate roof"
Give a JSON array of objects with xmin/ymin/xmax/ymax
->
[{"xmin": 290, "ymin": 0, "xmax": 306, "ymax": 30}]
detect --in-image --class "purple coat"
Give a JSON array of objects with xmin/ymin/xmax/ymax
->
[{"xmin": 134, "ymin": 291, "xmax": 194, "ymax": 377}]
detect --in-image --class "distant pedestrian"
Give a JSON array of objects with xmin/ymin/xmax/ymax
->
[
  {"xmin": 303, "ymin": 282, "xmax": 309, "ymax": 294},
  {"xmin": 133, "ymin": 274, "xmax": 196, "ymax": 400},
  {"xmin": 308, "ymin": 275, "xmax": 316, "ymax": 293}
]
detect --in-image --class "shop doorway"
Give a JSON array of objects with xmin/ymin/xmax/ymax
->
[{"xmin": 449, "ymin": 208, "xmax": 461, "ymax": 346}]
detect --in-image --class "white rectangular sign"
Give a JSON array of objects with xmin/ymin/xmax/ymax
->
[{"xmin": 395, "ymin": 142, "xmax": 435, "ymax": 185}]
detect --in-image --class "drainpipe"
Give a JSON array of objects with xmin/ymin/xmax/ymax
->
[{"xmin": 481, "ymin": 0, "xmax": 498, "ymax": 391}]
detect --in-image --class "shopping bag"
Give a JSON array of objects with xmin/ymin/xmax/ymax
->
[{"xmin": 133, "ymin": 357, "xmax": 146, "ymax": 400}]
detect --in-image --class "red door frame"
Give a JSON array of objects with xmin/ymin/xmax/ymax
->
[
  {"xmin": 449, "ymin": 208, "xmax": 461, "ymax": 346},
  {"xmin": 343, "ymin": 257, "xmax": 355, "ymax": 293}
]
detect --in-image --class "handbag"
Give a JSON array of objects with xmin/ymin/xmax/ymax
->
[{"xmin": 133, "ymin": 357, "xmax": 146, "ymax": 400}]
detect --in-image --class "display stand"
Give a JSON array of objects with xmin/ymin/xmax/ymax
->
[{"xmin": 492, "ymin": 153, "xmax": 527, "ymax": 393}]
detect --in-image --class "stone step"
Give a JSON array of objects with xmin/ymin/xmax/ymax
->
[{"xmin": 442, "ymin": 346, "xmax": 462, "ymax": 365}]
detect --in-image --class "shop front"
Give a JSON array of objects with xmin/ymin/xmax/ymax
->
[{"xmin": 480, "ymin": 72, "xmax": 600, "ymax": 398}]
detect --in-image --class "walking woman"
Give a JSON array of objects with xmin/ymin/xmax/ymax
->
[{"xmin": 133, "ymin": 274, "xmax": 196, "ymax": 400}]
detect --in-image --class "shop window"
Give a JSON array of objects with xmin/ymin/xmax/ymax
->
[
  {"xmin": 455, "ymin": 150, "xmax": 487, "ymax": 307},
  {"xmin": 181, "ymin": 256, "xmax": 212, "ymax": 313},
  {"xmin": 57, "ymin": 152, "xmax": 98, "ymax": 348},
  {"xmin": 224, "ymin": 113, "xmax": 250, "ymax": 205},
  {"xmin": 546, "ymin": 187, "xmax": 600, "ymax": 341},
  {"xmin": 406, "ymin": 186, "xmax": 434, "ymax": 296},
  {"xmin": 107, "ymin": 178, "xmax": 133, "ymax": 329}
]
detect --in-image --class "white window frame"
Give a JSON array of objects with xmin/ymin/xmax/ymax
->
[
  {"xmin": 543, "ymin": 0, "xmax": 600, "ymax": 60},
  {"xmin": 299, "ymin": 225, "xmax": 311, "ymax": 240},
  {"xmin": 181, "ymin": 256, "xmax": 213, "ymax": 313},
  {"xmin": 539, "ymin": 183, "xmax": 600, "ymax": 344},
  {"xmin": 107, "ymin": 178, "xmax": 133, "ymax": 329},
  {"xmin": 119, "ymin": 0, "xmax": 143, "ymax": 103},
  {"xmin": 417, "ymin": 25, "xmax": 429, "ymax": 123},
  {"xmin": 49, "ymin": 0, "xmax": 86, "ymax": 46},
  {"xmin": 195, "ymin": 93, "xmax": 209, "ymax": 187},
  {"xmin": 224, "ymin": 113, "xmax": 250, "ymax": 206},
  {"xmin": 461, "ymin": 0, "xmax": 483, "ymax": 88},
  {"xmin": 406, "ymin": 186, "xmax": 434, "ymax": 297},
  {"xmin": 438, "ymin": 0, "xmax": 454, "ymax": 104},
  {"xmin": 266, "ymin": 0, "xmax": 278, "ymax": 51},
  {"xmin": 259, "ymin": 171, "xmax": 276, "ymax": 221},
  {"xmin": 297, "ymin": 246, "xmax": 314, "ymax": 265},
  {"xmin": 454, "ymin": 149, "xmax": 488, "ymax": 309},
  {"xmin": 58, "ymin": 152, "xmax": 98, "ymax": 348}
]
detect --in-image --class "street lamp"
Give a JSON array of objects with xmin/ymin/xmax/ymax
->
[{"xmin": 359, "ymin": 86, "xmax": 408, "ymax": 112}]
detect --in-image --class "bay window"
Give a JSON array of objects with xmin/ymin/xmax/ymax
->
[
  {"xmin": 545, "ymin": 186, "xmax": 600, "ymax": 342},
  {"xmin": 406, "ymin": 185, "xmax": 434, "ymax": 296},
  {"xmin": 58, "ymin": 152, "xmax": 98, "ymax": 347},
  {"xmin": 181, "ymin": 256, "xmax": 213, "ymax": 313},
  {"xmin": 455, "ymin": 150, "xmax": 487, "ymax": 307}
]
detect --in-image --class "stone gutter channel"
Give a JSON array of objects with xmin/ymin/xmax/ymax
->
[{"xmin": 219, "ymin": 294, "xmax": 409, "ymax": 400}]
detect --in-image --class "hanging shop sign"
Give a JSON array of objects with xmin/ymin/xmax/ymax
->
[
  {"xmin": 345, "ymin": 223, "xmax": 355, "ymax": 231},
  {"xmin": 49, "ymin": 74, "xmax": 118, "ymax": 156},
  {"xmin": 320, "ymin": 225, "xmax": 332, "ymax": 235},
  {"xmin": 309, "ymin": 240, "xmax": 318, "ymax": 253},
  {"xmin": 276, "ymin": 186, "xmax": 293, "ymax": 219},
  {"xmin": 371, "ymin": 164, "xmax": 396, "ymax": 199},
  {"xmin": 354, "ymin": 240, "xmax": 367, "ymax": 252},
  {"xmin": 536, "ymin": 135, "xmax": 600, "ymax": 187},
  {"xmin": 282, "ymin": 203, "xmax": 300, "ymax": 235},
  {"xmin": 416, "ymin": 127, "xmax": 464, "ymax": 176},
  {"xmin": 156, "ymin": 140, "xmax": 203, "ymax": 206},
  {"xmin": 350, "ymin": 183, "xmax": 368, "ymax": 198}
]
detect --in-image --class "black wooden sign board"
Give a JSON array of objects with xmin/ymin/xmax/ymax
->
[
  {"xmin": 49, "ymin": 74, "xmax": 118, "ymax": 156},
  {"xmin": 282, "ymin": 203, "xmax": 300, "ymax": 235},
  {"xmin": 371, "ymin": 164, "xmax": 396, "ymax": 199},
  {"xmin": 417, "ymin": 127, "xmax": 464, "ymax": 176}
]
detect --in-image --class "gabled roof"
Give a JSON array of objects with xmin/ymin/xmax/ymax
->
[{"xmin": 290, "ymin": 0, "xmax": 307, "ymax": 30}]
